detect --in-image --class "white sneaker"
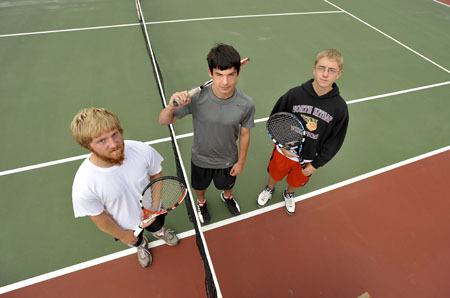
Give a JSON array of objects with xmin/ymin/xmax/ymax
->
[
  {"xmin": 137, "ymin": 236, "xmax": 152, "ymax": 268},
  {"xmin": 152, "ymin": 227, "xmax": 179, "ymax": 246},
  {"xmin": 283, "ymin": 190, "xmax": 295, "ymax": 215},
  {"xmin": 257, "ymin": 186, "xmax": 274, "ymax": 208}
]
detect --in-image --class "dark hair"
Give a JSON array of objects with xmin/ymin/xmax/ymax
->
[{"xmin": 206, "ymin": 43, "xmax": 241, "ymax": 73}]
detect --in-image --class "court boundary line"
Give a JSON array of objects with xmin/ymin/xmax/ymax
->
[
  {"xmin": 433, "ymin": 0, "xmax": 450, "ymax": 8},
  {"xmin": 325, "ymin": 0, "xmax": 450, "ymax": 74},
  {"xmin": 0, "ymin": 23, "xmax": 138, "ymax": 38},
  {"xmin": 146, "ymin": 11, "xmax": 343, "ymax": 25},
  {"xmin": 1, "ymin": 80, "xmax": 448, "ymax": 177},
  {"xmin": 210, "ymin": 145, "xmax": 450, "ymax": 229},
  {"xmin": 1, "ymin": 145, "xmax": 448, "ymax": 294},
  {"xmin": 0, "ymin": 11, "xmax": 341, "ymax": 38}
]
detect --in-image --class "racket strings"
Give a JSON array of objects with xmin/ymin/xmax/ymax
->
[
  {"xmin": 267, "ymin": 114, "xmax": 305, "ymax": 148},
  {"xmin": 141, "ymin": 180, "xmax": 186, "ymax": 212}
]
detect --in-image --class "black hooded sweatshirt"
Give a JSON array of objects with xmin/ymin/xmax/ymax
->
[{"xmin": 271, "ymin": 79, "xmax": 349, "ymax": 169}]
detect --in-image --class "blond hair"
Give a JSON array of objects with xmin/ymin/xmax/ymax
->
[
  {"xmin": 314, "ymin": 49, "xmax": 344, "ymax": 71},
  {"xmin": 70, "ymin": 107, "xmax": 123, "ymax": 149}
]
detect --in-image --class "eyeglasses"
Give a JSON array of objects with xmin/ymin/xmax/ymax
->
[{"xmin": 315, "ymin": 65, "xmax": 339, "ymax": 75}]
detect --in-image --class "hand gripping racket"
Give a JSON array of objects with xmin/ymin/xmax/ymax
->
[
  {"xmin": 266, "ymin": 112, "xmax": 306, "ymax": 164},
  {"xmin": 134, "ymin": 176, "xmax": 187, "ymax": 237},
  {"xmin": 169, "ymin": 57, "xmax": 250, "ymax": 106}
]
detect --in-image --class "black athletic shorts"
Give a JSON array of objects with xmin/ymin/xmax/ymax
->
[{"xmin": 191, "ymin": 161, "xmax": 236, "ymax": 190}]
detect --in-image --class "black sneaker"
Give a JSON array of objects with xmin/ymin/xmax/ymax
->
[
  {"xmin": 220, "ymin": 192, "xmax": 241, "ymax": 216},
  {"xmin": 197, "ymin": 201, "xmax": 211, "ymax": 224}
]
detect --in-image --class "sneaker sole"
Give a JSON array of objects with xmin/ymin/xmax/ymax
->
[
  {"xmin": 161, "ymin": 239, "xmax": 179, "ymax": 246},
  {"xmin": 257, "ymin": 202, "xmax": 267, "ymax": 208},
  {"xmin": 153, "ymin": 235, "xmax": 180, "ymax": 246},
  {"xmin": 285, "ymin": 209, "xmax": 295, "ymax": 215}
]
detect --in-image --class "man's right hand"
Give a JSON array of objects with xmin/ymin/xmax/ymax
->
[
  {"xmin": 170, "ymin": 91, "xmax": 191, "ymax": 107},
  {"xmin": 118, "ymin": 230, "xmax": 139, "ymax": 246}
]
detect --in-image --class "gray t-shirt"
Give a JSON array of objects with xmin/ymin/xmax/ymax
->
[{"xmin": 174, "ymin": 85, "xmax": 255, "ymax": 168}]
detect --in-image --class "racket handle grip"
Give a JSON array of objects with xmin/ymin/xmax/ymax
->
[
  {"xmin": 169, "ymin": 86, "xmax": 201, "ymax": 107},
  {"xmin": 187, "ymin": 86, "xmax": 201, "ymax": 97},
  {"xmin": 134, "ymin": 213, "xmax": 157, "ymax": 236}
]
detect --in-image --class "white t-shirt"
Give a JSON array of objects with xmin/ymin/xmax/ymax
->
[{"xmin": 72, "ymin": 140, "xmax": 163, "ymax": 230}]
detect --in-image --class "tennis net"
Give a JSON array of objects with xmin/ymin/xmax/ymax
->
[{"xmin": 135, "ymin": 1, "xmax": 221, "ymax": 297}]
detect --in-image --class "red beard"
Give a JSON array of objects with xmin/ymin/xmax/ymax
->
[{"xmin": 92, "ymin": 145, "xmax": 125, "ymax": 165}]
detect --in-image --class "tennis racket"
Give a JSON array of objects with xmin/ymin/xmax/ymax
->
[
  {"xmin": 266, "ymin": 112, "xmax": 306, "ymax": 164},
  {"xmin": 134, "ymin": 176, "xmax": 187, "ymax": 237},
  {"xmin": 169, "ymin": 57, "xmax": 250, "ymax": 106}
]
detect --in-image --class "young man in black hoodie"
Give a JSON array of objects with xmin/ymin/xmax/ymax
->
[{"xmin": 257, "ymin": 49, "xmax": 349, "ymax": 215}]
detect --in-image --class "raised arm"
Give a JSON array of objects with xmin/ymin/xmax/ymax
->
[{"xmin": 159, "ymin": 91, "xmax": 191, "ymax": 125}]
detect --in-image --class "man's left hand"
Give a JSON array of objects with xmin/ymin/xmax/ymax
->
[
  {"xmin": 302, "ymin": 163, "xmax": 316, "ymax": 177},
  {"xmin": 230, "ymin": 162, "xmax": 244, "ymax": 176}
]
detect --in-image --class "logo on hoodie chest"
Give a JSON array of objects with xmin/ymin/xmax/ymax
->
[
  {"xmin": 293, "ymin": 105, "xmax": 333, "ymax": 126},
  {"xmin": 300, "ymin": 115, "xmax": 318, "ymax": 131}
]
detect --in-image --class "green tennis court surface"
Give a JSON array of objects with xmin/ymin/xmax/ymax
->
[{"xmin": 1, "ymin": 0, "xmax": 449, "ymax": 295}]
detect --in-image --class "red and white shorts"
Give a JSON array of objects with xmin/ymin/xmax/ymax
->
[{"xmin": 267, "ymin": 147, "xmax": 310, "ymax": 188}]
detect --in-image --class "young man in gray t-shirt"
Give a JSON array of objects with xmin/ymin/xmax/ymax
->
[{"xmin": 159, "ymin": 43, "xmax": 255, "ymax": 224}]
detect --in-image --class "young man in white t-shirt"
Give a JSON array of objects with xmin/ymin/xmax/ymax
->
[{"xmin": 70, "ymin": 107, "xmax": 179, "ymax": 268}]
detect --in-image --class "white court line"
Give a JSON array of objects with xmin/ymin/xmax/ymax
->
[
  {"xmin": 147, "ymin": 11, "xmax": 343, "ymax": 25},
  {"xmin": 0, "ymin": 11, "xmax": 341, "ymax": 38},
  {"xmin": 2, "ymin": 80, "xmax": 448, "ymax": 177},
  {"xmin": 1, "ymin": 145, "xmax": 448, "ymax": 294},
  {"xmin": 204, "ymin": 146, "xmax": 450, "ymax": 231},
  {"xmin": 433, "ymin": 0, "xmax": 450, "ymax": 8},
  {"xmin": 345, "ymin": 81, "xmax": 450, "ymax": 105},
  {"xmin": 0, "ymin": 23, "xmax": 138, "ymax": 38},
  {"xmin": 254, "ymin": 80, "xmax": 450, "ymax": 124},
  {"xmin": 0, "ymin": 229, "xmax": 195, "ymax": 295},
  {"xmin": 324, "ymin": 0, "xmax": 450, "ymax": 74},
  {"xmin": 0, "ymin": 134, "xmax": 187, "ymax": 176}
]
